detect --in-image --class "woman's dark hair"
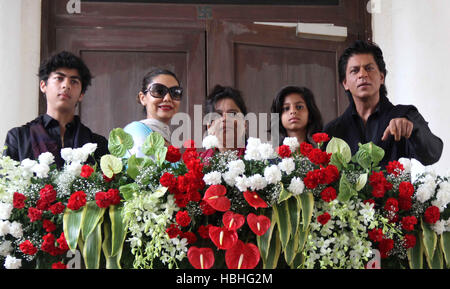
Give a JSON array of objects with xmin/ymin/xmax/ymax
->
[
  {"xmin": 338, "ymin": 40, "xmax": 388, "ymax": 98},
  {"xmin": 271, "ymin": 86, "xmax": 323, "ymax": 145},
  {"xmin": 138, "ymin": 68, "xmax": 181, "ymax": 104},
  {"xmin": 205, "ymin": 85, "xmax": 248, "ymax": 115},
  {"xmin": 38, "ymin": 51, "xmax": 92, "ymax": 94}
]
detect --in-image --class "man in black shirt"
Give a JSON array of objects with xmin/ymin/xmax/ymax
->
[
  {"xmin": 324, "ymin": 41, "xmax": 442, "ymax": 167},
  {"xmin": 3, "ymin": 51, "xmax": 108, "ymax": 167}
]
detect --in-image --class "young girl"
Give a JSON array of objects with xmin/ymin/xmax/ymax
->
[{"xmin": 271, "ymin": 86, "xmax": 323, "ymax": 146}]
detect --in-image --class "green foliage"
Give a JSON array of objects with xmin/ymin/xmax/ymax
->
[{"xmin": 108, "ymin": 128, "xmax": 134, "ymax": 158}]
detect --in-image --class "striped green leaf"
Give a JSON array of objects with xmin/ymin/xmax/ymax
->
[
  {"xmin": 274, "ymin": 202, "xmax": 292, "ymax": 250},
  {"xmin": 297, "ymin": 226, "xmax": 310, "ymax": 253},
  {"xmin": 441, "ymin": 232, "xmax": 450, "ymax": 268},
  {"xmin": 421, "ymin": 218, "xmax": 437, "ymax": 262},
  {"xmin": 407, "ymin": 234, "xmax": 423, "ymax": 269},
  {"xmin": 286, "ymin": 196, "xmax": 301, "ymax": 238},
  {"xmin": 262, "ymin": 227, "xmax": 281, "ymax": 269},
  {"xmin": 102, "ymin": 216, "xmax": 122, "ymax": 269},
  {"xmin": 256, "ymin": 209, "xmax": 276, "ymax": 261},
  {"xmin": 81, "ymin": 201, "xmax": 106, "ymax": 240},
  {"xmin": 83, "ymin": 218, "xmax": 103, "ymax": 269},
  {"xmin": 63, "ymin": 207, "xmax": 85, "ymax": 251},
  {"xmin": 109, "ymin": 205, "xmax": 128, "ymax": 257},
  {"xmin": 428, "ymin": 243, "xmax": 444, "ymax": 269},
  {"xmin": 299, "ymin": 193, "xmax": 314, "ymax": 231},
  {"xmin": 277, "ymin": 182, "xmax": 292, "ymax": 203},
  {"xmin": 284, "ymin": 231, "xmax": 299, "ymax": 266}
]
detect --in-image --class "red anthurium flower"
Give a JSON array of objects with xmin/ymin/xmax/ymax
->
[
  {"xmin": 188, "ymin": 247, "xmax": 215, "ymax": 269},
  {"xmin": 222, "ymin": 211, "xmax": 245, "ymax": 231},
  {"xmin": 209, "ymin": 226, "xmax": 238, "ymax": 250},
  {"xmin": 225, "ymin": 240, "xmax": 260, "ymax": 269},
  {"xmin": 243, "ymin": 191, "xmax": 268, "ymax": 209},
  {"xmin": 246, "ymin": 213, "xmax": 271, "ymax": 236},
  {"xmin": 203, "ymin": 184, "xmax": 230, "ymax": 212}
]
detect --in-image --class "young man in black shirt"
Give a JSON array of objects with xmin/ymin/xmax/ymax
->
[
  {"xmin": 324, "ymin": 40, "xmax": 443, "ymax": 166},
  {"xmin": 3, "ymin": 51, "xmax": 108, "ymax": 167}
]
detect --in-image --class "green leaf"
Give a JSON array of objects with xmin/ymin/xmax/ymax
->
[
  {"xmin": 286, "ymin": 196, "xmax": 301, "ymax": 238},
  {"xmin": 337, "ymin": 173, "xmax": 357, "ymax": 203},
  {"xmin": 256, "ymin": 209, "xmax": 276, "ymax": 261},
  {"xmin": 428, "ymin": 243, "xmax": 444, "ymax": 269},
  {"xmin": 262, "ymin": 227, "xmax": 281, "ymax": 269},
  {"xmin": 142, "ymin": 132, "xmax": 165, "ymax": 157},
  {"xmin": 284, "ymin": 231, "xmax": 299, "ymax": 266},
  {"xmin": 297, "ymin": 226, "xmax": 310, "ymax": 253},
  {"xmin": 108, "ymin": 128, "xmax": 134, "ymax": 158},
  {"xmin": 83, "ymin": 218, "xmax": 103, "ymax": 269},
  {"xmin": 119, "ymin": 183, "xmax": 140, "ymax": 201},
  {"xmin": 63, "ymin": 207, "xmax": 85, "ymax": 251},
  {"xmin": 421, "ymin": 218, "xmax": 437, "ymax": 263},
  {"xmin": 440, "ymin": 232, "xmax": 450, "ymax": 268},
  {"xmin": 355, "ymin": 173, "xmax": 368, "ymax": 192},
  {"xmin": 126, "ymin": 155, "xmax": 144, "ymax": 180},
  {"xmin": 329, "ymin": 152, "xmax": 347, "ymax": 171},
  {"xmin": 277, "ymin": 182, "xmax": 292, "ymax": 203},
  {"xmin": 274, "ymin": 202, "xmax": 291, "ymax": 250},
  {"xmin": 100, "ymin": 154, "xmax": 123, "ymax": 178},
  {"xmin": 353, "ymin": 142, "xmax": 385, "ymax": 169},
  {"xmin": 81, "ymin": 201, "xmax": 106, "ymax": 240},
  {"xmin": 102, "ymin": 212, "xmax": 123, "ymax": 269},
  {"xmin": 109, "ymin": 205, "xmax": 128, "ymax": 257},
  {"xmin": 326, "ymin": 137, "xmax": 352, "ymax": 164},
  {"xmin": 155, "ymin": 146, "xmax": 168, "ymax": 166},
  {"xmin": 299, "ymin": 193, "xmax": 314, "ymax": 231},
  {"xmin": 407, "ymin": 234, "xmax": 423, "ymax": 269}
]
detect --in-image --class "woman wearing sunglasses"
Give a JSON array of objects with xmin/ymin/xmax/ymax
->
[{"xmin": 124, "ymin": 68, "xmax": 182, "ymax": 157}]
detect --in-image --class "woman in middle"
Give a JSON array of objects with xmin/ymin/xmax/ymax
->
[
  {"xmin": 271, "ymin": 86, "xmax": 323, "ymax": 146},
  {"xmin": 201, "ymin": 85, "xmax": 248, "ymax": 158},
  {"xmin": 124, "ymin": 68, "xmax": 182, "ymax": 157}
]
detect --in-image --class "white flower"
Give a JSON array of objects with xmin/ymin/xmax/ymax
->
[
  {"xmin": 81, "ymin": 143, "xmax": 98, "ymax": 156},
  {"xmin": 32, "ymin": 163, "xmax": 50, "ymax": 178},
  {"xmin": 38, "ymin": 152, "xmax": 55, "ymax": 166},
  {"xmin": 20, "ymin": 158, "xmax": 37, "ymax": 170},
  {"xmin": 223, "ymin": 171, "xmax": 237, "ymax": 187},
  {"xmin": 227, "ymin": 159, "xmax": 245, "ymax": 176},
  {"xmin": 202, "ymin": 135, "xmax": 219, "ymax": 150},
  {"xmin": 264, "ymin": 165, "xmax": 282, "ymax": 184},
  {"xmin": 4, "ymin": 255, "xmax": 21, "ymax": 269},
  {"xmin": 288, "ymin": 177, "xmax": 304, "ymax": 196},
  {"xmin": 0, "ymin": 241, "xmax": 13, "ymax": 257},
  {"xmin": 0, "ymin": 220, "xmax": 10, "ymax": 237},
  {"xmin": 66, "ymin": 162, "xmax": 82, "ymax": 176},
  {"xmin": 433, "ymin": 181, "xmax": 450, "ymax": 211},
  {"xmin": 72, "ymin": 148, "xmax": 89, "ymax": 163},
  {"xmin": 0, "ymin": 202, "xmax": 13, "ymax": 220},
  {"xmin": 203, "ymin": 171, "xmax": 222, "ymax": 185},
  {"xmin": 432, "ymin": 220, "xmax": 447, "ymax": 235},
  {"xmin": 248, "ymin": 174, "xmax": 267, "ymax": 191},
  {"xmin": 398, "ymin": 158, "xmax": 411, "ymax": 174},
  {"xmin": 283, "ymin": 137, "xmax": 300, "ymax": 152},
  {"xmin": 415, "ymin": 181, "xmax": 436, "ymax": 203},
  {"xmin": 359, "ymin": 202, "xmax": 375, "ymax": 225},
  {"xmin": 278, "ymin": 158, "xmax": 295, "ymax": 175},
  {"xmin": 235, "ymin": 176, "xmax": 249, "ymax": 192},
  {"xmin": 61, "ymin": 148, "xmax": 74, "ymax": 162},
  {"xmin": 244, "ymin": 148, "xmax": 261, "ymax": 161},
  {"xmin": 8, "ymin": 221, "xmax": 23, "ymax": 239},
  {"xmin": 259, "ymin": 143, "xmax": 276, "ymax": 160},
  {"xmin": 246, "ymin": 137, "xmax": 262, "ymax": 151}
]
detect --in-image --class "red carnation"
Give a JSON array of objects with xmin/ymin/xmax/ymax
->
[
  {"xmin": 384, "ymin": 198, "xmax": 399, "ymax": 213},
  {"xmin": 300, "ymin": 142, "xmax": 313, "ymax": 157},
  {"xmin": 398, "ymin": 198, "xmax": 412, "ymax": 211},
  {"xmin": 43, "ymin": 219, "xmax": 57, "ymax": 233},
  {"xmin": 323, "ymin": 165, "xmax": 340, "ymax": 184},
  {"xmin": 13, "ymin": 192, "xmax": 27, "ymax": 209},
  {"xmin": 166, "ymin": 145, "xmax": 182, "ymax": 163},
  {"xmin": 19, "ymin": 240, "xmax": 38, "ymax": 256},
  {"xmin": 160, "ymin": 172, "xmax": 177, "ymax": 188},
  {"xmin": 320, "ymin": 187, "xmax": 337, "ymax": 202},
  {"xmin": 95, "ymin": 191, "xmax": 110, "ymax": 208},
  {"xmin": 52, "ymin": 262, "xmax": 67, "ymax": 269},
  {"xmin": 304, "ymin": 170, "xmax": 320, "ymax": 189},
  {"xmin": 308, "ymin": 148, "xmax": 331, "ymax": 166},
  {"xmin": 317, "ymin": 212, "xmax": 331, "ymax": 225},
  {"xmin": 176, "ymin": 211, "xmax": 191, "ymax": 227},
  {"xmin": 198, "ymin": 224, "xmax": 213, "ymax": 239},
  {"xmin": 57, "ymin": 232, "xmax": 69, "ymax": 252},
  {"xmin": 368, "ymin": 228, "xmax": 384, "ymax": 243},
  {"xmin": 401, "ymin": 216, "xmax": 417, "ymax": 231},
  {"xmin": 67, "ymin": 191, "xmax": 87, "ymax": 211},
  {"xmin": 379, "ymin": 238, "xmax": 394, "ymax": 258},
  {"xmin": 27, "ymin": 207, "xmax": 43, "ymax": 222},
  {"xmin": 174, "ymin": 193, "xmax": 189, "ymax": 208},
  {"xmin": 80, "ymin": 165, "xmax": 94, "ymax": 178},
  {"xmin": 312, "ymin": 133, "xmax": 330, "ymax": 144},
  {"xmin": 181, "ymin": 231, "xmax": 197, "ymax": 244},
  {"xmin": 49, "ymin": 202, "xmax": 65, "ymax": 215},
  {"xmin": 277, "ymin": 145, "xmax": 292, "ymax": 158},
  {"xmin": 369, "ymin": 171, "xmax": 393, "ymax": 198},
  {"xmin": 386, "ymin": 160, "xmax": 404, "ymax": 176},
  {"xmin": 403, "ymin": 234, "xmax": 417, "ymax": 249},
  {"xmin": 424, "ymin": 206, "xmax": 440, "ymax": 224},
  {"xmin": 166, "ymin": 224, "xmax": 182, "ymax": 239},
  {"xmin": 398, "ymin": 182, "xmax": 414, "ymax": 199},
  {"xmin": 182, "ymin": 149, "xmax": 198, "ymax": 164},
  {"xmin": 107, "ymin": 189, "xmax": 121, "ymax": 205}
]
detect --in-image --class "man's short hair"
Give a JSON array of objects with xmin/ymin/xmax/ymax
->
[
  {"xmin": 338, "ymin": 40, "xmax": 388, "ymax": 98},
  {"xmin": 38, "ymin": 51, "xmax": 92, "ymax": 94}
]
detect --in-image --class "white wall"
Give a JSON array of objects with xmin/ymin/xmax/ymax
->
[
  {"xmin": 0, "ymin": 0, "xmax": 41, "ymax": 148},
  {"xmin": 372, "ymin": 0, "xmax": 450, "ymax": 175}
]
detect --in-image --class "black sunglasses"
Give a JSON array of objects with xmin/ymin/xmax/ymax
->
[{"xmin": 144, "ymin": 83, "xmax": 183, "ymax": 101}]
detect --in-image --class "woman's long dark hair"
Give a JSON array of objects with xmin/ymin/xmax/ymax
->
[{"xmin": 271, "ymin": 86, "xmax": 323, "ymax": 145}]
